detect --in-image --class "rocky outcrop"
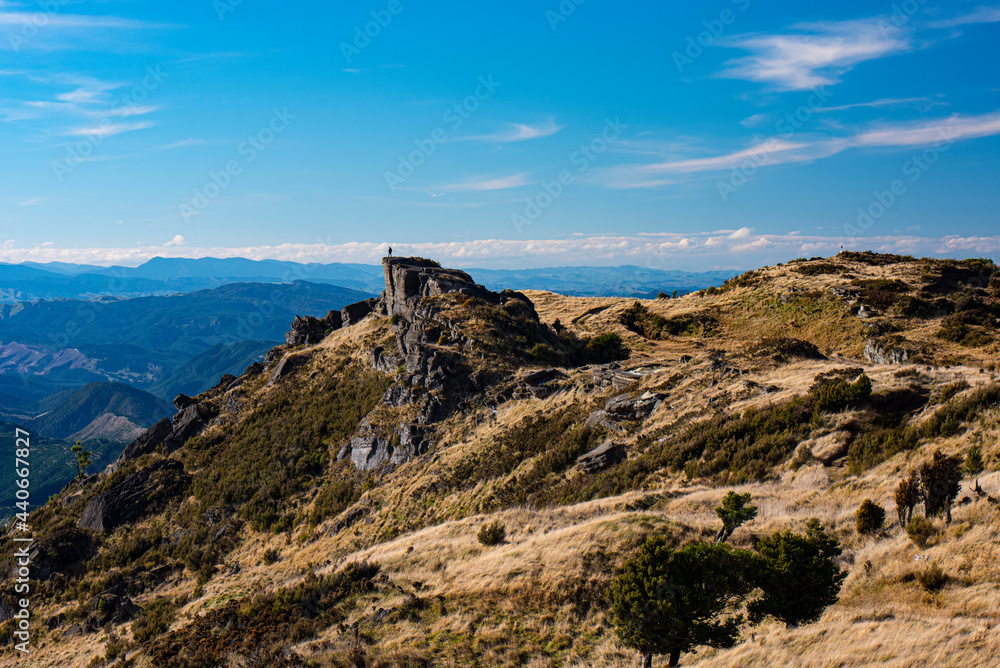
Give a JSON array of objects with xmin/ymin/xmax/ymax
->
[
  {"xmin": 116, "ymin": 417, "xmax": 173, "ymax": 463},
  {"xmin": 345, "ymin": 419, "xmax": 429, "ymax": 471},
  {"xmin": 864, "ymin": 338, "xmax": 910, "ymax": 365},
  {"xmin": 342, "ymin": 298, "xmax": 380, "ymax": 326},
  {"xmin": 286, "ymin": 310, "xmax": 343, "ymax": 346},
  {"xmin": 577, "ymin": 440, "xmax": 627, "ymax": 473},
  {"xmin": 79, "ymin": 459, "xmax": 190, "ymax": 534}
]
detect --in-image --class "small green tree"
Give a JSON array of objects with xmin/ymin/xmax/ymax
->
[
  {"xmin": 748, "ymin": 519, "xmax": 847, "ymax": 628},
  {"xmin": 71, "ymin": 441, "xmax": 92, "ymax": 479},
  {"xmin": 966, "ymin": 443, "xmax": 985, "ymax": 483},
  {"xmin": 715, "ymin": 491, "xmax": 758, "ymax": 544},
  {"xmin": 894, "ymin": 471, "xmax": 921, "ymax": 527},
  {"xmin": 610, "ymin": 537, "xmax": 756, "ymax": 667},
  {"xmin": 919, "ymin": 450, "xmax": 963, "ymax": 523},
  {"xmin": 855, "ymin": 499, "xmax": 886, "ymax": 536}
]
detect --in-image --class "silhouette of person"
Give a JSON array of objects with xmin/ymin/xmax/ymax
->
[{"xmin": 388, "ymin": 246, "xmax": 393, "ymax": 257}]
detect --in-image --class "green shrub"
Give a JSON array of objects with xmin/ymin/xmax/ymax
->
[
  {"xmin": 528, "ymin": 342, "xmax": 563, "ymax": 365},
  {"xmin": 855, "ymin": 499, "xmax": 886, "ymax": 535},
  {"xmin": 915, "ymin": 563, "xmax": 948, "ymax": 592},
  {"xmin": 812, "ymin": 373, "xmax": 872, "ymax": 413},
  {"xmin": 906, "ymin": 516, "xmax": 936, "ymax": 549},
  {"xmin": 921, "ymin": 384, "xmax": 1000, "ymax": 439},
  {"xmin": 477, "ymin": 520, "xmax": 506, "ymax": 546},
  {"xmin": 262, "ymin": 548, "xmax": 281, "ymax": 565},
  {"xmin": 620, "ymin": 302, "xmax": 715, "ymax": 339},
  {"xmin": 581, "ymin": 333, "xmax": 630, "ymax": 363}
]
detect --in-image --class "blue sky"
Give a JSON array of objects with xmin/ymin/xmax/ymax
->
[{"xmin": 1, "ymin": 0, "xmax": 999, "ymax": 269}]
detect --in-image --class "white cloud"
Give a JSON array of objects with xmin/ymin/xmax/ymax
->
[
  {"xmin": 927, "ymin": 6, "xmax": 1000, "ymax": 29},
  {"xmin": 456, "ymin": 119, "xmax": 563, "ymax": 143},
  {"xmin": 728, "ymin": 227, "xmax": 753, "ymax": 239},
  {"xmin": 597, "ymin": 110, "xmax": 1000, "ymax": 187},
  {"xmin": 424, "ymin": 173, "xmax": 533, "ymax": 193},
  {"xmin": 19, "ymin": 197, "xmax": 42, "ymax": 206},
  {"xmin": 164, "ymin": 235, "xmax": 185, "ymax": 247},
  {"xmin": 0, "ymin": 233, "xmax": 993, "ymax": 269},
  {"xmin": 721, "ymin": 19, "xmax": 911, "ymax": 91},
  {"xmin": 67, "ymin": 121, "xmax": 154, "ymax": 137}
]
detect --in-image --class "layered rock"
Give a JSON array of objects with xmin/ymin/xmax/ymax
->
[{"xmin": 79, "ymin": 459, "xmax": 191, "ymax": 534}]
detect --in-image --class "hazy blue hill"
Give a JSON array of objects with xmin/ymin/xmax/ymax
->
[
  {"xmin": 0, "ymin": 281, "xmax": 371, "ymax": 356},
  {"xmin": 28, "ymin": 382, "xmax": 173, "ymax": 440},
  {"xmin": 148, "ymin": 339, "xmax": 279, "ymax": 401}
]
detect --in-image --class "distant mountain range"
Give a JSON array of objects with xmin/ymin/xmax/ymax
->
[
  {"xmin": 0, "ymin": 257, "xmax": 736, "ymax": 302},
  {"xmin": 0, "ymin": 280, "xmax": 369, "ymax": 402}
]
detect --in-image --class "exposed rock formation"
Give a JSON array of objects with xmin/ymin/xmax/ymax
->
[
  {"xmin": 864, "ymin": 338, "xmax": 910, "ymax": 365},
  {"xmin": 577, "ymin": 439, "xmax": 627, "ymax": 473},
  {"xmin": 79, "ymin": 459, "xmax": 190, "ymax": 534},
  {"xmin": 286, "ymin": 310, "xmax": 343, "ymax": 346}
]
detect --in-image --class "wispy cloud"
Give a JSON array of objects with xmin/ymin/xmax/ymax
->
[
  {"xmin": 597, "ymin": 110, "xmax": 1000, "ymax": 187},
  {"xmin": 68, "ymin": 121, "xmax": 154, "ymax": 138},
  {"xmin": 426, "ymin": 173, "xmax": 533, "ymax": 193},
  {"xmin": 720, "ymin": 19, "xmax": 911, "ymax": 90},
  {"xmin": 456, "ymin": 119, "xmax": 563, "ymax": 143},
  {"xmin": 814, "ymin": 97, "xmax": 936, "ymax": 113},
  {"xmin": 927, "ymin": 6, "xmax": 1000, "ymax": 29},
  {"xmin": 19, "ymin": 197, "xmax": 43, "ymax": 206},
  {"xmin": 0, "ymin": 13, "xmax": 161, "ymax": 30}
]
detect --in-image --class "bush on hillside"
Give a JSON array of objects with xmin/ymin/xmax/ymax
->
[
  {"xmin": 477, "ymin": 520, "xmax": 506, "ymax": 546},
  {"xmin": 855, "ymin": 499, "xmax": 886, "ymax": 536}
]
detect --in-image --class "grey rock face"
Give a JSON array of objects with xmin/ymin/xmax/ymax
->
[
  {"xmin": 286, "ymin": 309, "xmax": 343, "ymax": 346},
  {"xmin": 79, "ymin": 459, "xmax": 190, "ymax": 534},
  {"xmin": 864, "ymin": 338, "xmax": 910, "ymax": 365},
  {"xmin": 578, "ymin": 440, "xmax": 627, "ymax": 473}
]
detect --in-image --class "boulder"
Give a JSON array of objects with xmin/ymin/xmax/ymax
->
[
  {"xmin": 78, "ymin": 459, "xmax": 190, "ymax": 534},
  {"xmin": 341, "ymin": 298, "xmax": 379, "ymax": 326},
  {"xmin": 578, "ymin": 440, "xmax": 627, "ymax": 473},
  {"xmin": 173, "ymin": 394, "xmax": 196, "ymax": 411}
]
